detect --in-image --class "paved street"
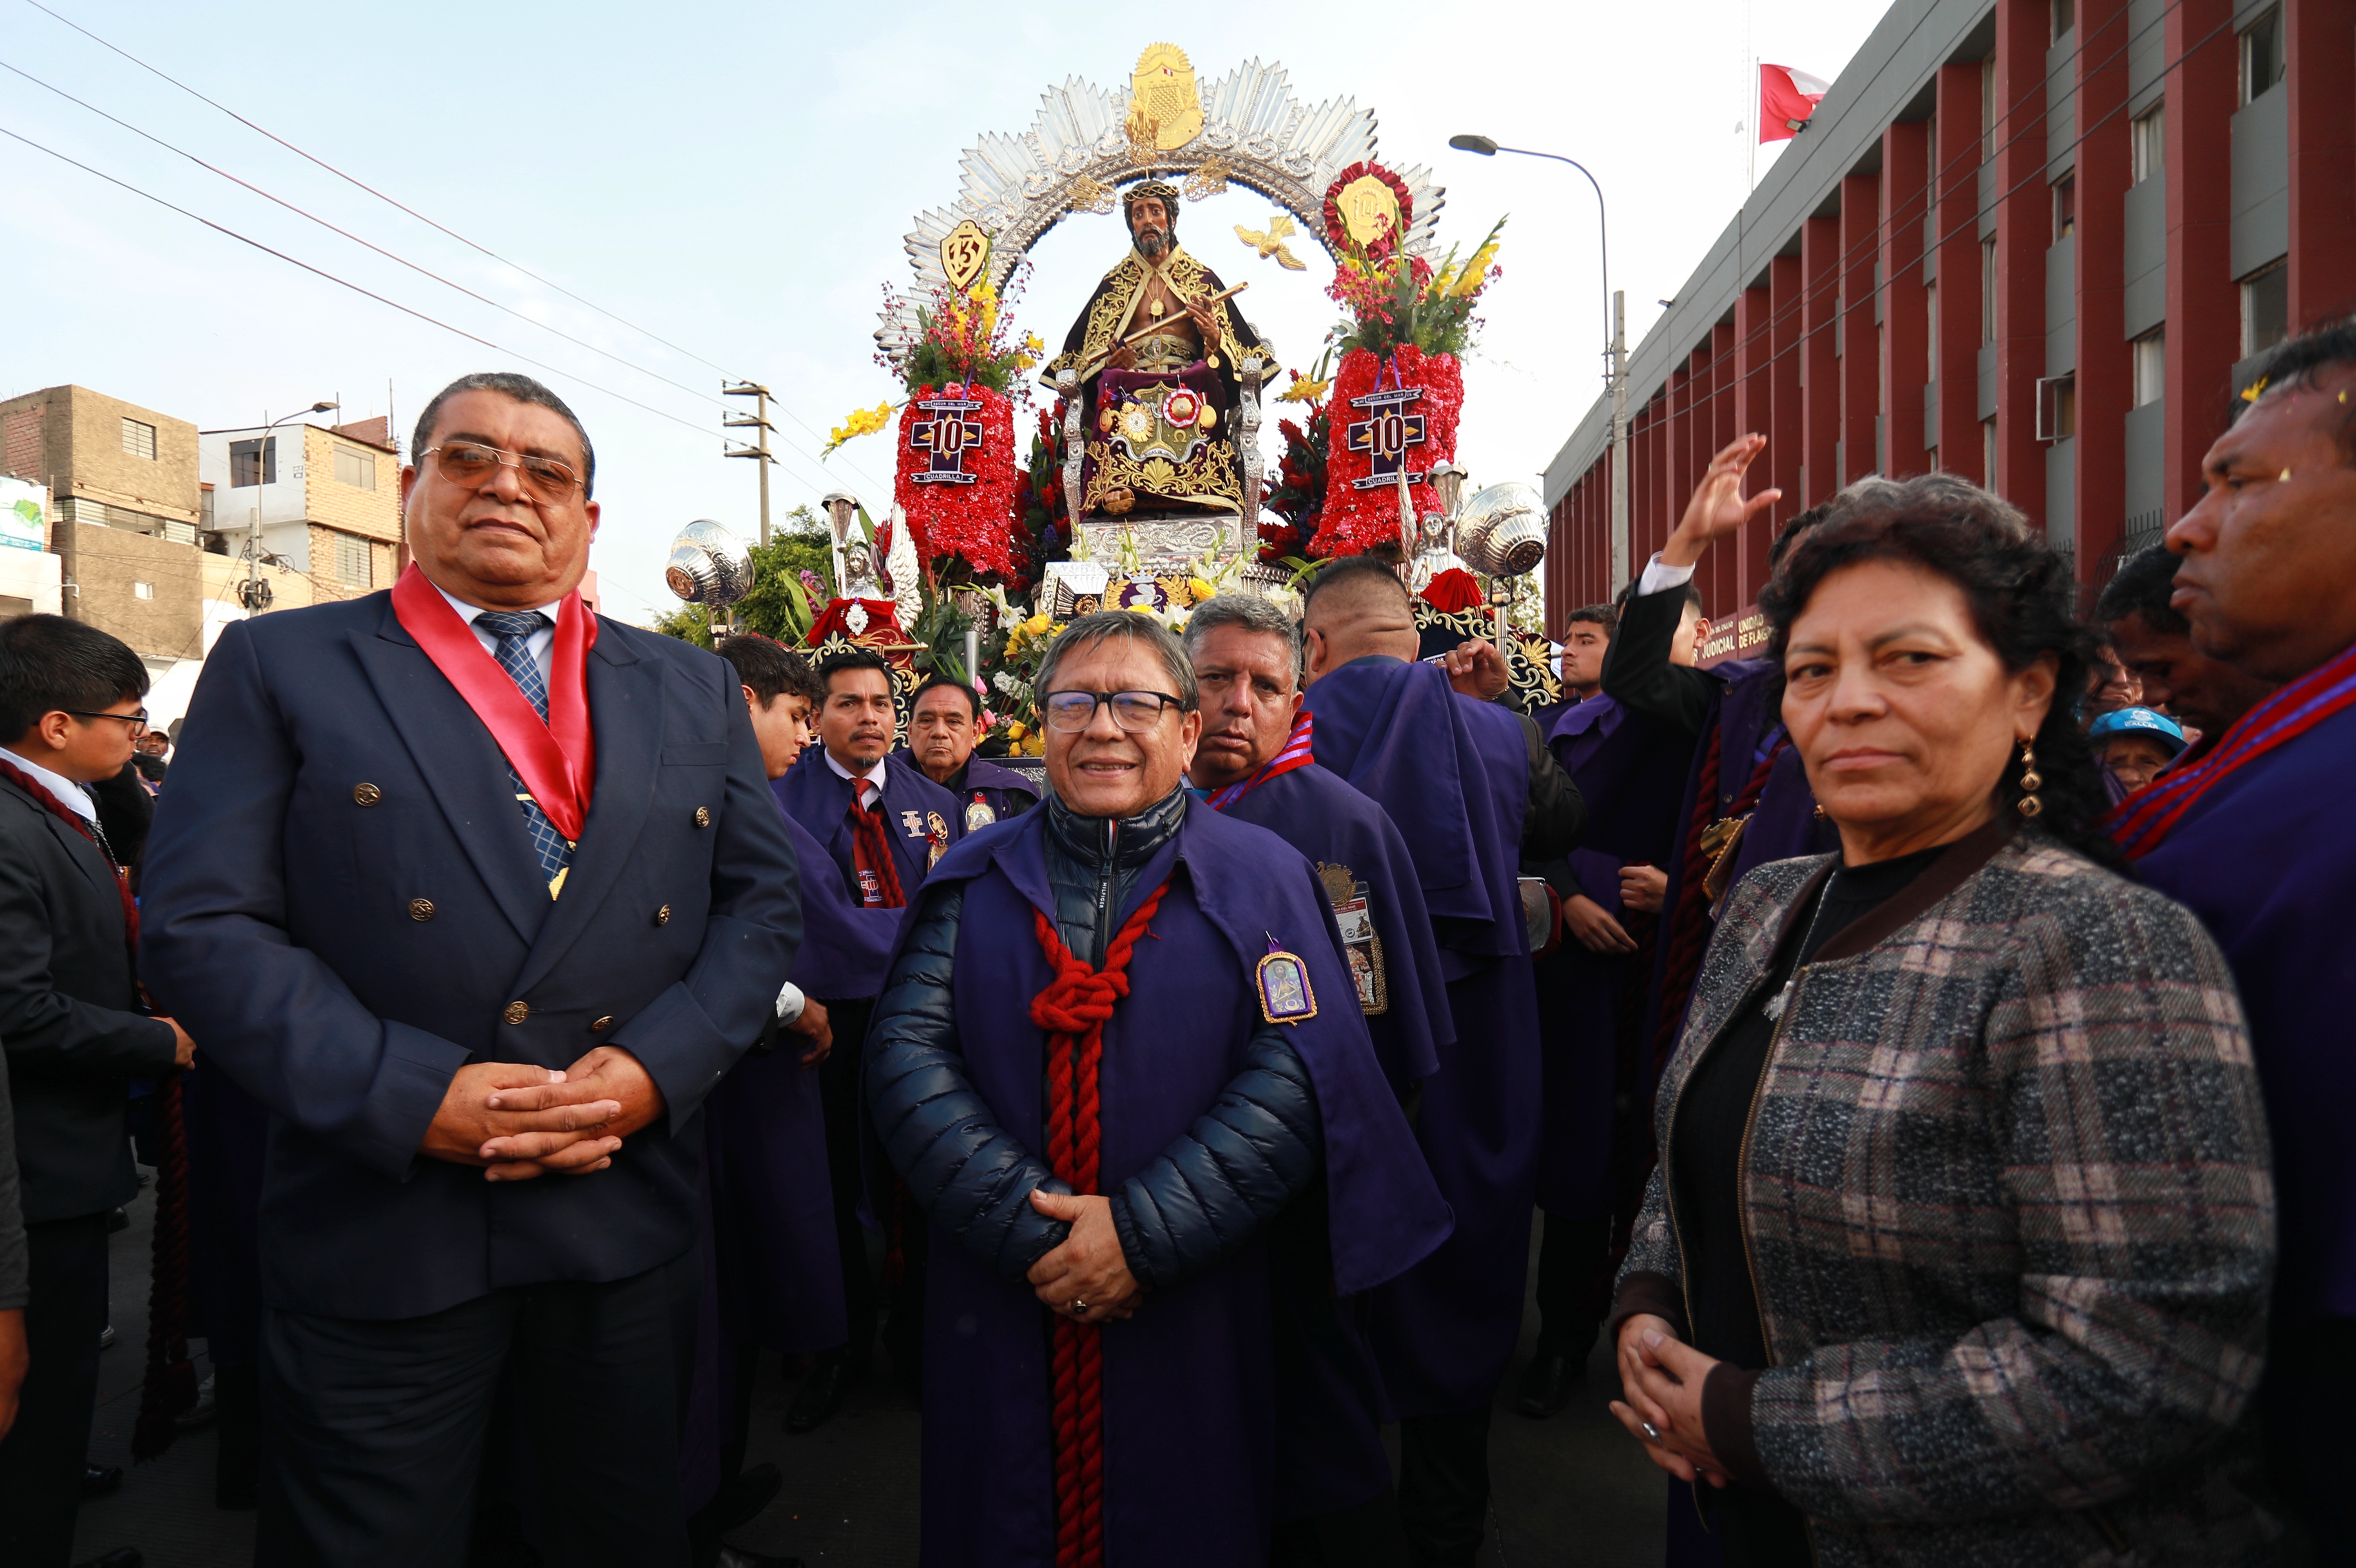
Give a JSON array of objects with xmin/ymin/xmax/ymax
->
[{"xmin": 75, "ymin": 1182, "xmax": 1664, "ymax": 1566}]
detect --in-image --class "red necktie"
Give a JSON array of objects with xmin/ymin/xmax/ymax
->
[{"xmin": 847, "ymin": 779, "xmax": 907, "ymax": 909}]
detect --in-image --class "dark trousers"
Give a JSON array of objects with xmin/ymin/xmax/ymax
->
[
  {"xmin": 1398, "ymin": 1406, "xmax": 1493, "ymax": 1568},
  {"xmin": 0, "ymin": 1214, "xmax": 110, "ymax": 1568},
  {"xmin": 2262, "ymin": 1314, "xmax": 2356, "ymax": 1561},
  {"xmin": 816, "ymin": 1000, "xmax": 926, "ymax": 1376},
  {"xmin": 257, "ymin": 1259, "xmax": 694, "ymax": 1568},
  {"xmin": 1532, "ymin": 1211, "xmax": 1614, "ymax": 1357}
]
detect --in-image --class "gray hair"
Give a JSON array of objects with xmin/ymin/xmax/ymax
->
[
  {"xmin": 411, "ymin": 372, "xmax": 596, "ymax": 499},
  {"xmin": 1181, "ymin": 593, "xmax": 1301, "ymax": 673},
  {"xmin": 1820, "ymin": 472, "xmax": 2030, "ymax": 542},
  {"xmin": 1036, "ymin": 610, "xmax": 1198, "ymax": 712}
]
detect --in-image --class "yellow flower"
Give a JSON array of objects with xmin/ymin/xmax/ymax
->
[
  {"xmin": 1279, "ymin": 374, "xmax": 1332, "ymax": 404},
  {"xmin": 1005, "ymin": 721, "xmax": 1027, "ymax": 742},
  {"xmin": 824, "ymin": 400, "xmax": 896, "ymax": 456},
  {"xmin": 1023, "ymin": 732, "xmax": 1045, "ymax": 757},
  {"xmin": 1025, "ymin": 612, "xmax": 1053, "ymax": 636},
  {"xmin": 1187, "ymin": 576, "xmax": 1216, "ymax": 604}
]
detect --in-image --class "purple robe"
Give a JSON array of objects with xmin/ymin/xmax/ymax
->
[
  {"xmin": 1303, "ymin": 655, "xmax": 1540, "ymax": 1414},
  {"xmin": 906, "ymin": 800, "xmax": 1451, "ymax": 1567},
  {"xmin": 1215, "ymin": 760, "xmax": 1455, "ymax": 1517},
  {"xmin": 1535, "ymin": 695, "xmax": 1689, "ymax": 1219},
  {"xmin": 773, "ymin": 750, "xmax": 959, "ymax": 997},
  {"xmin": 2134, "ymin": 699, "xmax": 2356, "ymax": 1327}
]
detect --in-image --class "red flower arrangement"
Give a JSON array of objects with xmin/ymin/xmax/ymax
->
[
  {"xmin": 1263, "ymin": 403, "xmax": 1330, "ymax": 561},
  {"xmin": 1310, "ymin": 344, "xmax": 1464, "ymax": 559},
  {"xmin": 895, "ymin": 382, "xmax": 1026, "ymax": 583},
  {"xmin": 1322, "ymin": 161, "xmax": 1414, "ymax": 258}
]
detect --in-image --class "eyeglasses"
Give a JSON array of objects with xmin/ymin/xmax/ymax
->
[
  {"xmin": 1041, "ymin": 689, "xmax": 1187, "ymax": 733},
  {"xmin": 65, "ymin": 709, "xmax": 149, "ymax": 737},
  {"xmin": 422, "ymin": 442, "xmax": 583, "ymax": 503}
]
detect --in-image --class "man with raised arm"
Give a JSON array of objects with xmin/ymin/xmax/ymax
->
[{"xmin": 139, "ymin": 372, "xmax": 802, "ymax": 1565}]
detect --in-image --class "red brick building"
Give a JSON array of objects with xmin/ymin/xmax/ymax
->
[{"xmin": 1543, "ymin": 0, "xmax": 2352, "ymax": 658}]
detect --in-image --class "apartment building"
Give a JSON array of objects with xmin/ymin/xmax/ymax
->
[
  {"xmin": 198, "ymin": 415, "xmax": 403, "ymax": 607},
  {"xmin": 1541, "ymin": 0, "xmax": 2347, "ymax": 654}
]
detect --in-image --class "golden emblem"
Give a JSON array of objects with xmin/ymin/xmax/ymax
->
[
  {"xmin": 1127, "ymin": 42, "xmax": 1203, "ymax": 151},
  {"xmin": 1335, "ymin": 175, "xmax": 1404, "ymax": 247},
  {"xmin": 1069, "ymin": 175, "xmax": 1118, "ymax": 215},
  {"xmin": 940, "ymin": 220, "xmax": 991, "ymax": 294},
  {"xmin": 1235, "ymin": 213, "xmax": 1309, "ymax": 271},
  {"xmin": 1183, "ymin": 156, "xmax": 1231, "ymax": 201}
]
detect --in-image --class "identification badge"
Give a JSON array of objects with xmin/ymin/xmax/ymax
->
[
  {"xmin": 926, "ymin": 811, "xmax": 949, "ymax": 869},
  {"xmin": 857, "ymin": 868, "xmax": 883, "ymax": 906},
  {"xmin": 965, "ymin": 793, "xmax": 997, "ymax": 832},
  {"xmin": 1319, "ymin": 863, "xmax": 1388, "ymax": 1015},
  {"xmin": 1256, "ymin": 935, "xmax": 1318, "ymax": 1025},
  {"xmin": 900, "ymin": 808, "xmax": 926, "ymax": 837}
]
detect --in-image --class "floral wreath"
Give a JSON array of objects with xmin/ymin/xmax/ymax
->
[{"xmin": 1322, "ymin": 161, "xmax": 1415, "ymax": 256}]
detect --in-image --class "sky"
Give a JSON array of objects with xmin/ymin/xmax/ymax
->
[{"xmin": 0, "ymin": 0, "xmax": 1892, "ymax": 626}]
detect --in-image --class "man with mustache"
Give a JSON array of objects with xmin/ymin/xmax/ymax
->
[
  {"xmin": 1045, "ymin": 180, "xmax": 1268, "ymax": 518},
  {"xmin": 1181, "ymin": 593, "xmax": 1454, "ymax": 1564}
]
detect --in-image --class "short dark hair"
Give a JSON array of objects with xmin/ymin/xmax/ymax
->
[
  {"xmin": 715, "ymin": 634, "xmax": 821, "ymax": 708},
  {"xmin": 1301, "ymin": 554, "xmax": 1411, "ymax": 620},
  {"xmin": 1762, "ymin": 473, "xmax": 2118, "ymax": 867},
  {"xmin": 1564, "ymin": 604, "xmax": 1618, "ymax": 637},
  {"xmin": 2234, "ymin": 312, "xmax": 2356, "ymax": 461},
  {"xmin": 912, "ymin": 673, "xmax": 981, "ymax": 719},
  {"xmin": 1035, "ymin": 611, "xmax": 1198, "ymax": 712},
  {"xmin": 816, "ymin": 646, "xmax": 892, "ymax": 696},
  {"xmin": 2094, "ymin": 545, "xmax": 2190, "ymax": 637},
  {"xmin": 411, "ymin": 372, "xmax": 596, "ymax": 499},
  {"xmin": 0, "ymin": 614, "xmax": 149, "ymax": 742}
]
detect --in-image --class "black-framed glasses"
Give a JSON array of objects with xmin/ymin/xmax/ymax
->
[
  {"xmin": 65, "ymin": 709, "xmax": 149, "ymax": 737},
  {"xmin": 1041, "ymin": 689, "xmax": 1187, "ymax": 733},
  {"xmin": 422, "ymin": 442, "xmax": 582, "ymax": 503}
]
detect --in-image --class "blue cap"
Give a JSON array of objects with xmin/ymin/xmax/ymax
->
[{"xmin": 2088, "ymin": 706, "xmax": 2187, "ymax": 755}]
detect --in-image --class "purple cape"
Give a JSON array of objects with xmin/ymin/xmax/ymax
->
[
  {"xmin": 1213, "ymin": 760, "xmax": 1455, "ymax": 1516},
  {"xmin": 2134, "ymin": 699, "xmax": 2356, "ymax": 1327},
  {"xmin": 772, "ymin": 749, "xmax": 959, "ymax": 997},
  {"xmin": 1303, "ymin": 656, "xmax": 1542, "ymax": 1413},
  {"xmin": 904, "ymin": 750, "xmax": 1040, "ymax": 828},
  {"xmin": 1535, "ymin": 694, "xmax": 1690, "ymax": 1218},
  {"xmin": 901, "ymin": 800, "xmax": 1450, "ymax": 1567}
]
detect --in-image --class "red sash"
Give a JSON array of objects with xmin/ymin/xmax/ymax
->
[
  {"xmin": 1203, "ymin": 710, "xmax": 1315, "ymax": 812},
  {"xmin": 390, "ymin": 565, "xmax": 598, "ymax": 842}
]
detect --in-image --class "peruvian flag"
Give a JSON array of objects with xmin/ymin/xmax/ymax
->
[{"xmin": 1759, "ymin": 64, "xmax": 1829, "ymax": 142}]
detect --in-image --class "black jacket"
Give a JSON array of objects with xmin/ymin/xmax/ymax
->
[
  {"xmin": 0, "ymin": 768, "xmax": 179, "ymax": 1222},
  {"xmin": 863, "ymin": 789, "xmax": 1323, "ymax": 1287},
  {"xmin": 1600, "ymin": 581, "xmax": 1718, "ymax": 740}
]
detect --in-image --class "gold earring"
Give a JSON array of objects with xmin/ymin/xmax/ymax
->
[{"xmin": 2016, "ymin": 739, "xmax": 2043, "ymax": 818}]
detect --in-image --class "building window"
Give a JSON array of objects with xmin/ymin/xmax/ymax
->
[
  {"xmin": 334, "ymin": 532, "xmax": 372, "ymax": 588},
  {"xmin": 229, "ymin": 436, "xmax": 276, "ymax": 487},
  {"xmin": 2132, "ymin": 103, "xmax": 2165, "ymax": 185},
  {"xmin": 2133, "ymin": 329, "xmax": 2166, "ymax": 407},
  {"xmin": 1981, "ymin": 57, "xmax": 1997, "ymax": 159},
  {"xmin": 134, "ymin": 581, "xmax": 154, "ymax": 600},
  {"xmin": 2051, "ymin": 0, "xmax": 2074, "ymax": 41},
  {"xmin": 2052, "ymin": 173, "xmax": 2076, "ymax": 241},
  {"xmin": 2038, "ymin": 373, "xmax": 2078, "ymax": 440},
  {"xmin": 2241, "ymin": 261, "xmax": 2289, "ymax": 359},
  {"xmin": 2240, "ymin": 7, "xmax": 2284, "ymax": 105},
  {"xmin": 200, "ymin": 486, "xmax": 214, "ymax": 531},
  {"xmin": 1981, "ymin": 240, "xmax": 1998, "ymax": 343},
  {"xmin": 333, "ymin": 445, "xmax": 377, "ymax": 490},
  {"xmin": 120, "ymin": 418, "xmax": 156, "ymax": 460}
]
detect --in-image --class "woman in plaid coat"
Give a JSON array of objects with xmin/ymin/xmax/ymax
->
[{"xmin": 1609, "ymin": 474, "xmax": 2278, "ymax": 1566}]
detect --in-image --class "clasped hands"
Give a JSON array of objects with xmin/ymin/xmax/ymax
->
[
  {"xmin": 1026, "ymin": 1190, "xmax": 1145, "ymax": 1326},
  {"xmin": 1609, "ymin": 1312, "xmax": 1734, "ymax": 1489},
  {"xmin": 419, "ymin": 1045, "xmax": 665, "ymax": 1182}
]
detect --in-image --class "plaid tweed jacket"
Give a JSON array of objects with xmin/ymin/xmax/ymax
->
[{"xmin": 1618, "ymin": 819, "xmax": 2279, "ymax": 1565}]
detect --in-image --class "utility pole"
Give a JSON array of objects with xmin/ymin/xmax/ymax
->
[
  {"xmin": 1610, "ymin": 291, "xmax": 1631, "ymax": 595},
  {"xmin": 244, "ymin": 402, "xmax": 337, "ymax": 614},
  {"xmin": 722, "ymin": 382, "xmax": 775, "ymax": 544}
]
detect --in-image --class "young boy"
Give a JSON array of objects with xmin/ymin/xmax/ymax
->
[{"xmin": 2088, "ymin": 705, "xmax": 2187, "ymax": 796}]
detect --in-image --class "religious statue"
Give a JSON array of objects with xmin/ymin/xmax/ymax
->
[{"xmin": 1044, "ymin": 180, "xmax": 1267, "ymax": 519}]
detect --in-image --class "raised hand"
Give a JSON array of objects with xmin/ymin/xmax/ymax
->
[{"xmin": 1663, "ymin": 434, "xmax": 1781, "ymax": 569}]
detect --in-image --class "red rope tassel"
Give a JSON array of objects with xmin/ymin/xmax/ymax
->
[
  {"xmin": 848, "ymin": 797, "xmax": 909, "ymax": 909},
  {"xmin": 1029, "ymin": 878, "xmax": 1171, "ymax": 1568}
]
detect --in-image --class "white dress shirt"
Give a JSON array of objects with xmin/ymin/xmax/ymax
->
[
  {"xmin": 1635, "ymin": 554, "xmax": 1698, "ymax": 597},
  {"xmin": 823, "ymin": 746, "xmax": 888, "ymax": 803},
  {"xmin": 433, "ymin": 583, "xmax": 561, "ymax": 692},
  {"xmin": 0, "ymin": 746, "xmax": 97, "ymax": 822}
]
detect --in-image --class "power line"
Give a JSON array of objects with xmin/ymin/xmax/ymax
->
[{"xmin": 20, "ymin": 0, "xmax": 891, "ymax": 497}]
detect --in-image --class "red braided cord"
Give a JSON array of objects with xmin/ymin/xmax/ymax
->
[
  {"xmin": 847, "ymin": 795, "xmax": 908, "ymax": 909},
  {"xmin": 1029, "ymin": 878, "xmax": 1171, "ymax": 1568}
]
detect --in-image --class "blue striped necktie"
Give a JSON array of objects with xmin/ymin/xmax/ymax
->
[{"xmin": 474, "ymin": 609, "xmax": 575, "ymax": 896}]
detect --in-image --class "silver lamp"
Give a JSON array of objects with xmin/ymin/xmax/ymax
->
[
  {"xmin": 665, "ymin": 519, "xmax": 758, "ymax": 628},
  {"xmin": 1454, "ymin": 481, "xmax": 1548, "ymax": 577}
]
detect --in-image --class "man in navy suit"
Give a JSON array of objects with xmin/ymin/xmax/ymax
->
[
  {"xmin": 772, "ymin": 646, "xmax": 957, "ymax": 1429},
  {"xmin": 140, "ymin": 372, "xmax": 801, "ymax": 1567}
]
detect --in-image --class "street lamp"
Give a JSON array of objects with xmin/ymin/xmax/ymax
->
[
  {"xmin": 242, "ymin": 402, "xmax": 338, "ymax": 613},
  {"xmin": 1450, "ymin": 134, "xmax": 1631, "ymax": 594}
]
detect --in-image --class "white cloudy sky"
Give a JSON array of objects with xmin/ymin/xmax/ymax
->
[{"xmin": 0, "ymin": 0, "xmax": 1888, "ymax": 624}]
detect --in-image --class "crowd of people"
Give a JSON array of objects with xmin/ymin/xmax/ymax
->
[{"xmin": 0, "ymin": 318, "xmax": 2352, "ymax": 1568}]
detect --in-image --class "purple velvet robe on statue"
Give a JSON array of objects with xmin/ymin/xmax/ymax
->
[
  {"xmin": 903, "ymin": 801, "xmax": 1451, "ymax": 1567},
  {"xmin": 1218, "ymin": 760, "xmax": 1454, "ymax": 1517},
  {"xmin": 1535, "ymin": 694, "xmax": 1689, "ymax": 1220},
  {"xmin": 1303, "ymin": 655, "xmax": 1539, "ymax": 1415}
]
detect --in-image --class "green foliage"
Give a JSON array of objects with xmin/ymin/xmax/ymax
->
[{"xmin": 650, "ymin": 504, "xmax": 835, "ymax": 648}]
